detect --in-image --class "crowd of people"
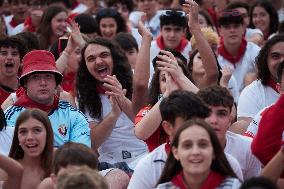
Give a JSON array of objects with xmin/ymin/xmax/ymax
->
[{"xmin": 0, "ymin": 0, "xmax": 284, "ymax": 188}]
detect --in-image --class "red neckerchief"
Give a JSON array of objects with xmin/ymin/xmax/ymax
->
[
  {"xmin": 71, "ymin": 2, "xmax": 79, "ymax": 9},
  {"xmin": 218, "ymin": 37, "xmax": 247, "ymax": 67},
  {"xmin": 165, "ymin": 141, "xmax": 171, "ymax": 154},
  {"xmin": 96, "ymin": 85, "xmax": 106, "ymax": 94},
  {"xmin": 267, "ymin": 77, "xmax": 279, "ymax": 93},
  {"xmin": 171, "ymin": 171, "xmax": 225, "ymax": 189},
  {"xmin": 24, "ymin": 16, "xmax": 36, "ymax": 32},
  {"xmin": 61, "ymin": 71, "xmax": 76, "ymax": 94},
  {"xmin": 156, "ymin": 35, "xmax": 188, "ymax": 52},
  {"xmin": 14, "ymin": 90, "xmax": 59, "ymax": 113},
  {"xmin": 9, "ymin": 17, "xmax": 18, "ymax": 28}
]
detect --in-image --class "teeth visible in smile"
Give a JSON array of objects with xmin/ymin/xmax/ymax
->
[{"xmin": 27, "ymin": 144, "xmax": 37, "ymax": 148}]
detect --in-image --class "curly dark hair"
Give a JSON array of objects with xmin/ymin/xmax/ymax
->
[
  {"xmin": 76, "ymin": 37, "xmax": 133, "ymax": 119},
  {"xmin": 198, "ymin": 85, "xmax": 234, "ymax": 110},
  {"xmin": 256, "ymin": 34, "xmax": 284, "ymax": 85}
]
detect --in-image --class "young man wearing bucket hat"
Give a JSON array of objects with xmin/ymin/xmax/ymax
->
[{"xmin": 4, "ymin": 50, "xmax": 91, "ymax": 148}]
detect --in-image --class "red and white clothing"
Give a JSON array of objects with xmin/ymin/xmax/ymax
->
[
  {"xmin": 149, "ymin": 37, "xmax": 192, "ymax": 79},
  {"xmin": 251, "ymin": 94, "xmax": 284, "ymax": 178},
  {"xmin": 237, "ymin": 80, "xmax": 279, "ymax": 119},
  {"xmin": 128, "ymin": 143, "xmax": 243, "ymax": 189},
  {"xmin": 218, "ymin": 42, "xmax": 260, "ymax": 96},
  {"xmin": 135, "ymin": 105, "xmax": 168, "ymax": 152},
  {"xmin": 155, "ymin": 174, "xmax": 241, "ymax": 189},
  {"xmin": 225, "ymin": 131, "xmax": 261, "ymax": 180},
  {"xmin": 3, "ymin": 15, "xmax": 21, "ymax": 36},
  {"xmin": 86, "ymin": 94, "xmax": 148, "ymax": 170},
  {"xmin": 244, "ymin": 106, "xmax": 268, "ymax": 138}
]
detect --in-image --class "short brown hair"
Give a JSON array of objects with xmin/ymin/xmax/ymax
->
[
  {"xmin": 198, "ymin": 85, "xmax": 234, "ymax": 110},
  {"xmin": 56, "ymin": 166, "xmax": 108, "ymax": 189}
]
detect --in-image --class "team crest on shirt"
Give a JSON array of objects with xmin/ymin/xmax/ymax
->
[{"xmin": 58, "ymin": 124, "xmax": 67, "ymax": 137}]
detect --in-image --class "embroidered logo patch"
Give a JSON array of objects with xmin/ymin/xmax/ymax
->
[
  {"xmin": 58, "ymin": 124, "xmax": 67, "ymax": 137},
  {"xmin": 122, "ymin": 151, "xmax": 132, "ymax": 159}
]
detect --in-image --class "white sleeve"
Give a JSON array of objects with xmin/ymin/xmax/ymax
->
[
  {"xmin": 127, "ymin": 156, "xmax": 159, "ymax": 189},
  {"xmin": 244, "ymin": 108, "xmax": 263, "ymax": 138},
  {"xmin": 237, "ymin": 84, "xmax": 260, "ymax": 119},
  {"xmin": 225, "ymin": 153, "xmax": 244, "ymax": 182}
]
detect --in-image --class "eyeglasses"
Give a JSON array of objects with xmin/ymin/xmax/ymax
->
[
  {"xmin": 162, "ymin": 10, "xmax": 186, "ymax": 17},
  {"xmin": 220, "ymin": 10, "xmax": 242, "ymax": 18}
]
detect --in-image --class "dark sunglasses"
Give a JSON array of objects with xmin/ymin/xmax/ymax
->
[{"xmin": 162, "ymin": 10, "xmax": 186, "ymax": 17}]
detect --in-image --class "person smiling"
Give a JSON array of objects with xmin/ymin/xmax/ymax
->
[
  {"xmin": 76, "ymin": 37, "xmax": 148, "ymax": 172},
  {"xmin": 37, "ymin": 5, "xmax": 68, "ymax": 50},
  {"xmin": 9, "ymin": 108, "xmax": 54, "ymax": 189},
  {"xmin": 156, "ymin": 119, "xmax": 241, "ymax": 189}
]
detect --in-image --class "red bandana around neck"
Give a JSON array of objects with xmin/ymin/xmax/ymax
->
[
  {"xmin": 156, "ymin": 35, "xmax": 188, "ymax": 52},
  {"xmin": 267, "ymin": 77, "xmax": 279, "ymax": 93},
  {"xmin": 9, "ymin": 17, "xmax": 19, "ymax": 28},
  {"xmin": 14, "ymin": 91, "xmax": 59, "ymax": 113},
  {"xmin": 218, "ymin": 37, "xmax": 247, "ymax": 66},
  {"xmin": 171, "ymin": 171, "xmax": 225, "ymax": 189},
  {"xmin": 24, "ymin": 16, "xmax": 36, "ymax": 32},
  {"xmin": 96, "ymin": 85, "xmax": 107, "ymax": 94}
]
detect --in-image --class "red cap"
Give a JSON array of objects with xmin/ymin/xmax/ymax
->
[{"xmin": 19, "ymin": 50, "xmax": 63, "ymax": 86}]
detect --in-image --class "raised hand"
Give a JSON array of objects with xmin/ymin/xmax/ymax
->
[
  {"xmin": 183, "ymin": 0, "xmax": 200, "ymax": 31},
  {"xmin": 156, "ymin": 50, "xmax": 183, "ymax": 83},
  {"xmin": 137, "ymin": 13, "xmax": 152, "ymax": 39},
  {"xmin": 220, "ymin": 66, "xmax": 233, "ymax": 87},
  {"xmin": 64, "ymin": 19, "xmax": 85, "ymax": 54}
]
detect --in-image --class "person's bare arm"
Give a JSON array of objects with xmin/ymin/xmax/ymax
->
[
  {"xmin": 132, "ymin": 18, "xmax": 153, "ymax": 115},
  {"xmin": 229, "ymin": 120, "xmax": 251, "ymax": 135},
  {"xmin": 186, "ymin": 0, "xmax": 219, "ymax": 88},
  {"xmin": 56, "ymin": 21, "xmax": 85, "ymax": 74},
  {"xmin": 89, "ymin": 96, "xmax": 121, "ymax": 150},
  {"xmin": 261, "ymin": 149, "xmax": 284, "ymax": 183},
  {"xmin": 1, "ymin": 154, "xmax": 23, "ymax": 189},
  {"xmin": 135, "ymin": 70, "xmax": 179, "ymax": 140}
]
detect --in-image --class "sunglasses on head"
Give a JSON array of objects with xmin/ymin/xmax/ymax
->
[
  {"xmin": 162, "ymin": 10, "xmax": 186, "ymax": 17},
  {"xmin": 220, "ymin": 10, "xmax": 242, "ymax": 18}
]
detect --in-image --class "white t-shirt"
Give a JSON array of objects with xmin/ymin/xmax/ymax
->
[
  {"xmin": 127, "ymin": 143, "xmax": 243, "ymax": 189},
  {"xmin": 218, "ymin": 42, "xmax": 260, "ymax": 95},
  {"xmin": 225, "ymin": 131, "xmax": 261, "ymax": 180},
  {"xmin": 244, "ymin": 106, "xmax": 269, "ymax": 138},
  {"xmin": 86, "ymin": 94, "xmax": 148, "ymax": 169},
  {"xmin": 237, "ymin": 80, "xmax": 279, "ymax": 119},
  {"xmin": 0, "ymin": 127, "xmax": 14, "ymax": 156},
  {"xmin": 129, "ymin": 11, "xmax": 163, "ymax": 39}
]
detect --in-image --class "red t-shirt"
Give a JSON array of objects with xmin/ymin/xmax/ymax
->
[{"xmin": 251, "ymin": 94, "xmax": 284, "ymax": 178}]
